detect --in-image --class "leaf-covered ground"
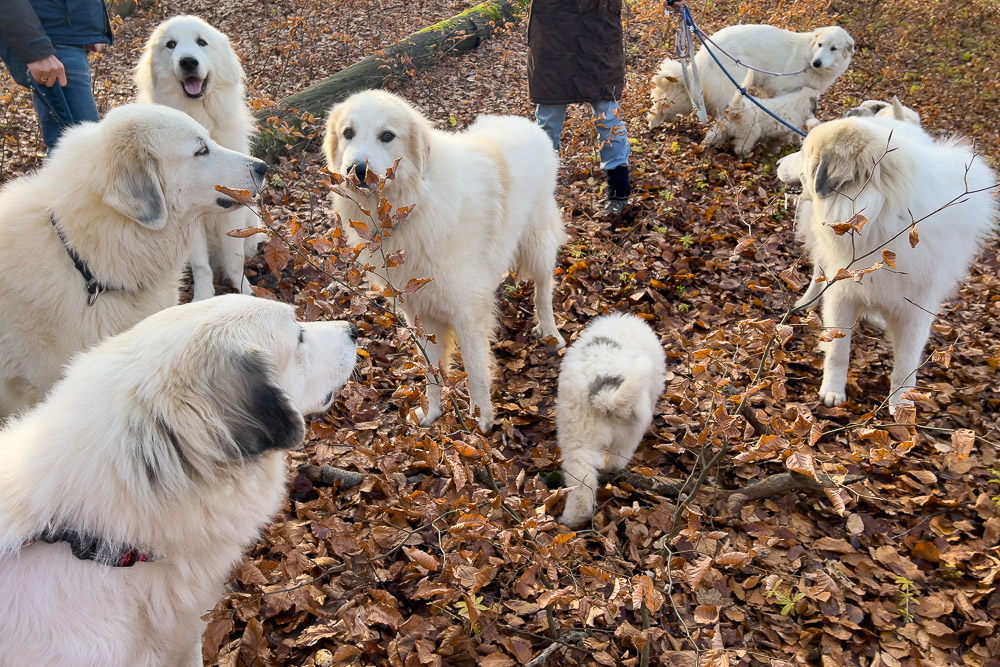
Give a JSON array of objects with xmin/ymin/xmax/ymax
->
[{"xmin": 2, "ymin": 0, "xmax": 1000, "ymax": 665}]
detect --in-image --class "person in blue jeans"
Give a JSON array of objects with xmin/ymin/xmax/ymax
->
[
  {"xmin": 0, "ymin": 0, "xmax": 113, "ymax": 149},
  {"xmin": 527, "ymin": 0, "xmax": 632, "ymax": 216}
]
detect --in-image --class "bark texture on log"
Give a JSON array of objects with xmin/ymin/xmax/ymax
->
[{"xmin": 254, "ymin": 0, "xmax": 529, "ymax": 159}]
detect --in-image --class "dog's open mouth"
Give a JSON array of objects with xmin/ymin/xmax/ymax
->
[{"xmin": 182, "ymin": 75, "xmax": 207, "ymax": 99}]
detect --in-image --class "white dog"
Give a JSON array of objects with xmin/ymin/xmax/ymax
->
[
  {"xmin": 324, "ymin": 90, "xmax": 566, "ymax": 431},
  {"xmin": 778, "ymin": 117, "xmax": 997, "ymax": 407},
  {"xmin": 0, "ymin": 104, "xmax": 267, "ymax": 420},
  {"xmin": 557, "ymin": 313, "xmax": 666, "ymax": 528},
  {"xmin": 0, "ymin": 295, "xmax": 357, "ymax": 666},
  {"xmin": 845, "ymin": 96, "xmax": 921, "ymax": 126},
  {"xmin": 136, "ymin": 15, "xmax": 263, "ymax": 301},
  {"xmin": 782, "ymin": 98, "xmax": 924, "ymax": 309},
  {"xmin": 647, "ymin": 24, "xmax": 853, "ymax": 127},
  {"xmin": 703, "ymin": 69, "xmax": 820, "ymax": 155}
]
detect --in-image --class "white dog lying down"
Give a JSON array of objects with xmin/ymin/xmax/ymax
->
[
  {"xmin": 0, "ymin": 104, "xmax": 267, "ymax": 420},
  {"xmin": 0, "ymin": 295, "xmax": 358, "ymax": 666},
  {"xmin": 647, "ymin": 24, "xmax": 853, "ymax": 127},
  {"xmin": 703, "ymin": 70, "xmax": 820, "ymax": 155},
  {"xmin": 558, "ymin": 313, "xmax": 667, "ymax": 528},
  {"xmin": 778, "ymin": 117, "xmax": 997, "ymax": 407},
  {"xmin": 845, "ymin": 96, "xmax": 921, "ymax": 126},
  {"xmin": 325, "ymin": 90, "xmax": 566, "ymax": 431},
  {"xmin": 784, "ymin": 96, "xmax": 923, "ymax": 309},
  {"xmin": 136, "ymin": 15, "xmax": 264, "ymax": 301}
]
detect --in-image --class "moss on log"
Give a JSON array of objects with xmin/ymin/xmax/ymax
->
[{"xmin": 254, "ymin": 0, "xmax": 529, "ymax": 159}]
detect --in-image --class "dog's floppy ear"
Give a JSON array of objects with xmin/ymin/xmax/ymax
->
[
  {"xmin": 322, "ymin": 104, "xmax": 343, "ymax": 172},
  {"xmin": 104, "ymin": 139, "xmax": 168, "ymax": 230},
  {"xmin": 218, "ymin": 347, "xmax": 305, "ymax": 458},
  {"xmin": 814, "ymin": 151, "xmax": 865, "ymax": 198},
  {"xmin": 407, "ymin": 115, "xmax": 431, "ymax": 173}
]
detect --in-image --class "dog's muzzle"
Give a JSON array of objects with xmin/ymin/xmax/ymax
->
[
  {"xmin": 347, "ymin": 161, "xmax": 369, "ymax": 186},
  {"xmin": 812, "ymin": 58, "xmax": 823, "ymax": 68}
]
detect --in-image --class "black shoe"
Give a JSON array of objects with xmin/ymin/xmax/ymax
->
[{"xmin": 602, "ymin": 197, "xmax": 629, "ymax": 216}]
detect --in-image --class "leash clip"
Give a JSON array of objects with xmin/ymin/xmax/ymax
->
[{"xmin": 87, "ymin": 283, "xmax": 103, "ymax": 307}]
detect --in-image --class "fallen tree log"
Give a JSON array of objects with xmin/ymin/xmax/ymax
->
[{"xmin": 254, "ymin": 0, "xmax": 530, "ymax": 159}]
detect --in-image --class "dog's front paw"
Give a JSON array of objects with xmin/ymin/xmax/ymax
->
[
  {"xmin": 473, "ymin": 406, "xmax": 495, "ymax": 433},
  {"xmin": 559, "ymin": 494, "xmax": 593, "ymax": 529},
  {"xmin": 415, "ymin": 405, "xmax": 442, "ymax": 427},
  {"xmin": 533, "ymin": 324, "xmax": 566, "ymax": 349},
  {"xmin": 819, "ymin": 387, "xmax": 847, "ymax": 406}
]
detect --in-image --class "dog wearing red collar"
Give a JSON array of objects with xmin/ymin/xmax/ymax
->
[{"xmin": 0, "ymin": 295, "xmax": 358, "ymax": 666}]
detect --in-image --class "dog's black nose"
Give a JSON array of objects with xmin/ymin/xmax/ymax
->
[
  {"xmin": 179, "ymin": 56, "xmax": 199, "ymax": 72},
  {"xmin": 252, "ymin": 160, "xmax": 269, "ymax": 177},
  {"xmin": 350, "ymin": 162, "xmax": 367, "ymax": 184},
  {"xmin": 346, "ymin": 322, "xmax": 359, "ymax": 342},
  {"xmin": 812, "ymin": 58, "xmax": 822, "ymax": 68}
]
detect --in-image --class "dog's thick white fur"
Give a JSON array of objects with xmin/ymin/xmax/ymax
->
[
  {"xmin": 0, "ymin": 104, "xmax": 266, "ymax": 420},
  {"xmin": 647, "ymin": 24, "xmax": 853, "ymax": 127},
  {"xmin": 0, "ymin": 295, "xmax": 357, "ymax": 666},
  {"xmin": 781, "ymin": 97, "xmax": 924, "ymax": 310},
  {"xmin": 778, "ymin": 117, "xmax": 997, "ymax": 407},
  {"xmin": 557, "ymin": 313, "xmax": 666, "ymax": 528},
  {"xmin": 845, "ymin": 96, "xmax": 921, "ymax": 126},
  {"xmin": 324, "ymin": 90, "xmax": 566, "ymax": 431},
  {"xmin": 703, "ymin": 70, "xmax": 820, "ymax": 155},
  {"xmin": 136, "ymin": 15, "xmax": 263, "ymax": 301}
]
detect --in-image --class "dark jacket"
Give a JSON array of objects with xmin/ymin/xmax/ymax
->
[
  {"xmin": 526, "ymin": 0, "xmax": 625, "ymax": 105},
  {"xmin": 0, "ymin": 0, "xmax": 112, "ymax": 84}
]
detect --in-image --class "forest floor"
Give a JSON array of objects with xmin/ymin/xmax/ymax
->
[{"xmin": 2, "ymin": 0, "xmax": 1000, "ymax": 665}]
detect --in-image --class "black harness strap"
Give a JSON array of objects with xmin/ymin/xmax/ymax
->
[
  {"xmin": 50, "ymin": 213, "xmax": 132, "ymax": 306},
  {"xmin": 22, "ymin": 527, "xmax": 156, "ymax": 568}
]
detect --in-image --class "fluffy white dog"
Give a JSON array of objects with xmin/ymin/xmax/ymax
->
[
  {"xmin": 0, "ymin": 295, "xmax": 357, "ymax": 666},
  {"xmin": 557, "ymin": 313, "xmax": 667, "ymax": 528},
  {"xmin": 782, "ymin": 98, "xmax": 924, "ymax": 309},
  {"xmin": 136, "ymin": 15, "xmax": 263, "ymax": 301},
  {"xmin": 647, "ymin": 24, "xmax": 853, "ymax": 127},
  {"xmin": 778, "ymin": 117, "xmax": 997, "ymax": 407},
  {"xmin": 324, "ymin": 90, "xmax": 566, "ymax": 431},
  {"xmin": 703, "ymin": 70, "xmax": 820, "ymax": 155},
  {"xmin": 0, "ymin": 104, "xmax": 267, "ymax": 420}
]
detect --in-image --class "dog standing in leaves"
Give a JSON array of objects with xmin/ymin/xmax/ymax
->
[{"xmin": 557, "ymin": 313, "xmax": 667, "ymax": 527}]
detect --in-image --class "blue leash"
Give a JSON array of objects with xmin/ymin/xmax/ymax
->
[{"xmin": 679, "ymin": 4, "xmax": 808, "ymax": 138}]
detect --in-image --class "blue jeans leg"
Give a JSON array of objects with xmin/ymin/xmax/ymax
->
[
  {"xmin": 535, "ymin": 104, "xmax": 567, "ymax": 153},
  {"xmin": 590, "ymin": 100, "xmax": 630, "ymax": 171},
  {"xmin": 31, "ymin": 44, "xmax": 100, "ymax": 148}
]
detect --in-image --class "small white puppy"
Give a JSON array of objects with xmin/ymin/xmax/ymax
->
[
  {"xmin": 136, "ymin": 15, "xmax": 263, "ymax": 301},
  {"xmin": 558, "ymin": 313, "xmax": 667, "ymax": 528},
  {"xmin": 703, "ymin": 70, "xmax": 820, "ymax": 155},
  {"xmin": 647, "ymin": 24, "xmax": 853, "ymax": 127},
  {"xmin": 778, "ymin": 117, "xmax": 997, "ymax": 407},
  {"xmin": 0, "ymin": 295, "xmax": 358, "ymax": 665}
]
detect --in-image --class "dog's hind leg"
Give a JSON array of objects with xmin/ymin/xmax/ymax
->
[
  {"xmin": 518, "ymin": 210, "xmax": 566, "ymax": 348},
  {"xmin": 415, "ymin": 317, "xmax": 453, "ymax": 427},
  {"xmin": 189, "ymin": 225, "xmax": 217, "ymax": 301},
  {"xmin": 883, "ymin": 308, "xmax": 934, "ymax": 408},
  {"xmin": 817, "ymin": 289, "xmax": 860, "ymax": 406}
]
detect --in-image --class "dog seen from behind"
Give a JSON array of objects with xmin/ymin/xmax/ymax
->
[
  {"xmin": 0, "ymin": 295, "xmax": 358, "ymax": 666},
  {"xmin": 557, "ymin": 313, "xmax": 667, "ymax": 528}
]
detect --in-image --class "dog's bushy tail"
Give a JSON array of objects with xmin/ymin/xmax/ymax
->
[{"xmin": 589, "ymin": 356, "xmax": 653, "ymax": 419}]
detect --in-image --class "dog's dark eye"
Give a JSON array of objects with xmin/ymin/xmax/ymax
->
[
  {"xmin": 298, "ymin": 327, "xmax": 305, "ymax": 344},
  {"xmin": 343, "ymin": 127, "xmax": 355, "ymax": 140},
  {"xmin": 165, "ymin": 40, "xmax": 177, "ymax": 49},
  {"xmin": 379, "ymin": 131, "xmax": 395, "ymax": 143},
  {"xmin": 197, "ymin": 38, "xmax": 208, "ymax": 47},
  {"xmin": 195, "ymin": 144, "xmax": 209, "ymax": 157},
  {"xmin": 830, "ymin": 46, "xmax": 837, "ymax": 52},
  {"xmin": 817, "ymin": 42, "xmax": 823, "ymax": 47}
]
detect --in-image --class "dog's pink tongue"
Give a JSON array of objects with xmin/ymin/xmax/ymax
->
[{"xmin": 183, "ymin": 77, "xmax": 203, "ymax": 96}]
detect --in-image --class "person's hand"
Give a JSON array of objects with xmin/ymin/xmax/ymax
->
[
  {"xmin": 27, "ymin": 55, "xmax": 66, "ymax": 87},
  {"xmin": 86, "ymin": 44, "xmax": 106, "ymax": 54},
  {"xmin": 663, "ymin": 0, "xmax": 686, "ymax": 11}
]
